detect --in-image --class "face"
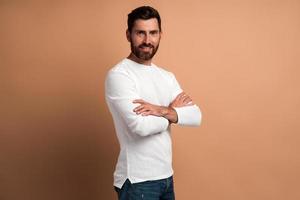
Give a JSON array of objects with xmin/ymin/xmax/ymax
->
[{"xmin": 127, "ymin": 18, "xmax": 161, "ymax": 61}]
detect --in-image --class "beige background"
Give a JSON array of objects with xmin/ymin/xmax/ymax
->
[{"xmin": 1, "ymin": 0, "xmax": 300, "ymax": 200}]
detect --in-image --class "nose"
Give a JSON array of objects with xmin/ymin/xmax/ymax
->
[{"xmin": 143, "ymin": 33, "xmax": 151, "ymax": 44}]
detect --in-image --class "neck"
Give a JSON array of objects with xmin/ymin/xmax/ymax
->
[{"xmin": 127, "ymin": 53, "xmax": 152, "ymax": 66}]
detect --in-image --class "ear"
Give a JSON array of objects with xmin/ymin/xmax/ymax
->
[
  {"xmin": 159, "ymin": 31, "xmax": 163, "ymax": 39},
  {"xmin": 126, "ymin": 29, "xmax": 131, "ymax": 42}
]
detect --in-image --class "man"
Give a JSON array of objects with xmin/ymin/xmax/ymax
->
[{"xmin": 105, "ymin": 6, "xmax": 202, "ymax": 200}]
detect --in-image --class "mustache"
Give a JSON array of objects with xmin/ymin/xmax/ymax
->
[{"xmin": 139, "ymin": 43, "xmax": 154, "ymax": 48}]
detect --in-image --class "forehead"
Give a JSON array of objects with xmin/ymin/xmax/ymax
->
[{"xmin": 132, "ymin": 18, "xmax": 159, "ymax": 31}]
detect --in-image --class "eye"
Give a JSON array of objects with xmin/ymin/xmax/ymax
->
[
  {"xmin": 137, "ymin": 31, "xmax": 145, "ymax": 36},
  {"xmin": 150, "ymin": 31, "xmax": 159, "ymax": 35}
]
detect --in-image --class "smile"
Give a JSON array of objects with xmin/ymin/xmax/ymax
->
[{"xmin": 140, "ymin": 46, "xmax": 152, "ymax": 51}]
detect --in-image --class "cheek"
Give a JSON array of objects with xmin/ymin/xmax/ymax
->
[
  {"xmin": 153, "ymin": 37, "xmax": 160, "ymax": 46},
  {"xmin": 130, "ymin": 37, "xmax": 142, "ymax": 46}
]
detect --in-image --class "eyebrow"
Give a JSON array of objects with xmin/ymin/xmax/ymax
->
[{"xmin": 134, "ymin": 29, "xmax": 160, "ymax": 33}]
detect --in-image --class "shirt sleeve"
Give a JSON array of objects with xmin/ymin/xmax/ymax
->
[
  {"xmin": 105, "ymin": 70, "xmax": 170, "ymax": 137},
  {"xmin": 169, "ymin": 73, "xmax": 202, "ymax": 126}
]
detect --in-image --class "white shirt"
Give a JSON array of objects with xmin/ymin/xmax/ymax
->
[{"xmin": 105, "ymin": 58, "xmax": 202, "ymax": 188}]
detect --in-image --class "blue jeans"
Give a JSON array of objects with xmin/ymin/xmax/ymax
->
[{"xmin": 114, "ymin": 176, "xmax": 175, "ymax": 200}]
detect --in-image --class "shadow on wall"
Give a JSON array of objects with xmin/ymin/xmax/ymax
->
[
  {"xmin": 1, "ymin": 76, "xmax": 118, "ymax": 200},
  {"xmin": 0, "ymin": 1, "xmax": 122, "ymax": 199}
]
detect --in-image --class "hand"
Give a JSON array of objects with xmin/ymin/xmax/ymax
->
[
  {"xmin": 170, "ymin": 92, "xmax": 194, "ymax": 108},
  {"xmin": 133, "ymin": 99, "xmax": 166, "ymax": 117},
  {"xmin": 133, "ymin": 99, "xmax": 178, "ymax": 123}
]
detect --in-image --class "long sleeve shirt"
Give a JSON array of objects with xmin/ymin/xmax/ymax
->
[{"xmin": 105, "ymin": 58, "xmax": 202, "ymax": 188}]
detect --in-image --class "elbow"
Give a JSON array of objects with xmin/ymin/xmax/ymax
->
[
  {"xmin": 134, "ymin": 129, "xmax": 151, "ymax": 137},
  {"xmin": 132, "ymin": 124, "xmax": 151, "ymax": 137},
  {"xmin": 127, "ymin": 116, "xmax": 168, "ymax": 137},
  {"xmin": 128, "ymin": 119, "xmax": 153, "ymax": 137}
]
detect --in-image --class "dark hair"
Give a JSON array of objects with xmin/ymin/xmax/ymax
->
[{"xmin": 127, "ymin": 6, "xmax": 161, "ymax": 33}]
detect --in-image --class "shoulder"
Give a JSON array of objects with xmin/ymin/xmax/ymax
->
[
  {"xmin": 107, "ymin": 59, "xmax": 130, "ymax": 76},
  {"xmin": 105, "ymin": 59, "xmax": 136, "ymax": 89},
  {"xmin": 152, "ymin": 63, "xmax": 176, "ymax": 79}
]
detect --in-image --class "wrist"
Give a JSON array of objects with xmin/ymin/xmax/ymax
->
[
  {"xmin": 160, "ymin": 106, "xmax": 169, "ymax": 116},
  {"xmin": 163, "ymin": 106, "xmax": 178, "ymax": 124}
]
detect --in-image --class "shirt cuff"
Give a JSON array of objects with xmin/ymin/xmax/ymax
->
[{"xmin": 173, "ymin": 105, "xmax": 202, "ymax": 126}]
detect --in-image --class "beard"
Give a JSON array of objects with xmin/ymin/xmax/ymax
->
[{"xmin": 130, "ymin": 41, "xmax": 160, "ymax": 61}]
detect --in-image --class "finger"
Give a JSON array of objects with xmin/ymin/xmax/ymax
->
[
  {"xmin": 174, "ymin": 92, "xmax": 185, "ymax": 100},
  {"xmin": 133, "ymin": 99, "xmax": 145, "ymax": 104},
  {"xmin": 135, "ymin": 107, "xmax": 150, "ymax": 115},
  {"xmin": 177, "ymin": 96, "xmax": 189, "ymax": 105},
  {"xmin": 188, "ymin": 102, "xmax": 195, "ymax": 106},
  {"xmin": 133, "ymin": 105, "xmax": 144, "ymax": 112},
  {"xmin": 179, "ymin": 94, "xmax": 189, "ymax": 101},
  {"xmin": 182, "ymin": 96, "xmax": 192, "ymax": 104},
  {"xmin": 184, "ymin": 102, "xmax": 195, "ymax": 106},
  {"xmin": 182, "ymin": 96, "xmax": 194, "ymax": 106},
  {"xmin": 178, "ymin": 92, "xmax": 186, "ymax": 99},
  {"xmin": 182, "ymin": 101, "xmax": 194, "ymax": 107},
  {"xmin": 171, "ymin": 93, "xmax": 185, "ymax": 105}
]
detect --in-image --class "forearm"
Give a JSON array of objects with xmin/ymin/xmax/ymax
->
[
  {"xmin": 128, "ymin": 114, "xmax": 170, "ymax": 136},
  {"xmin": 160, "ymin": 106, "xmax": 178, "ymax": 124},
  {"xmin": 169, "ymin": 90, "xmax": 201, "ymax": 126},
  {"xmin": 107, "ymin": 99, "xmax": 170, "ymax": 137},
  {"xmin": 133, "ymin": 99, "xmax": 178, "ymax": 124},
  {"xmin": 106, "ymin": 71, "xmax": 171, "ymax": 137}
]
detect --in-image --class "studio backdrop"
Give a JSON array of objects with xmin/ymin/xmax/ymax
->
[{"xmin": 1, "ymin": 0, "xmax": 300, "ymax": 200}]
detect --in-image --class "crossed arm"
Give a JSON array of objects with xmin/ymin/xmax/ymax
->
[
  {"xmin": 105, "ymin": 71, "xmax": 201, "ymax": 136},
  {"xmin": 132, "ymin": 92, "xmax": 194, "ymax": 124}
]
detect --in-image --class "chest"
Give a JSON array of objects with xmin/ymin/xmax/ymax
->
[{"xmin": 133, "ymin": 70, "xmax": 173, "ymax": 106}]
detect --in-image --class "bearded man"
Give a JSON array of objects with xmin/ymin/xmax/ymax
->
[{"xmin": 105, "ymin": 6, "xmax": 202, "ymax": 200}]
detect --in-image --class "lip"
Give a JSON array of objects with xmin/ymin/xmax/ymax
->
[{"xmin": 139, "ymin": 46, "xmax": 152, "ymax": 51}]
